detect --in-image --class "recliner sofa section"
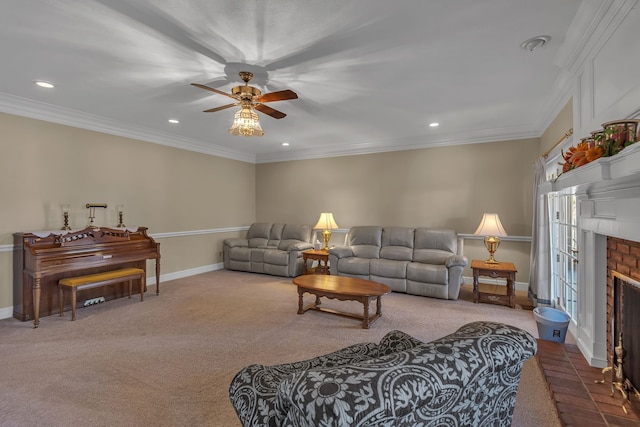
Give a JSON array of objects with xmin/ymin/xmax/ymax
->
[
  {"xmin": 329, "ymin": 226, "xmax": 468, "ymax": 299},
  {"xmin": 223, "ymin": 223, "xmax": 313, "ymax": 277}
]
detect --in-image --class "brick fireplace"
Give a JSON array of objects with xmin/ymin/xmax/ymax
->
[
  {"xmin": 604, "ymin": 237, "xmax": 640, "ymax": 414},
  {"xmin": 606, "ymin": 237, "xmax": 640, "ymax": 361}
]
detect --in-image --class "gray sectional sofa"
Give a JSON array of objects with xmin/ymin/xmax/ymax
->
[
  {"xmin": 223, "ymin": 223, "xmax": 313, "ymax": 277},
  {"xmin": 329, "ymin": 226, "xmax": 468, "ymax": 299}
]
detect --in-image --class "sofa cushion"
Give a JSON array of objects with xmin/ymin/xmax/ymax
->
[
  {"xmin": 248, "ymin": 223, "xmax": 273, "ymax": 248},
  {"xmin": 370, "ymin": 259, "xmax": 408, "ymax": 278},
  {"xmin": 277, "ymin": 224, "xmax": 312, "ymax": 250},
  {"xmin": 414, "ymin": 228, "xmax": 457, "ymax": 252},
  {"xmin": 263, "ymin": 249, "xmax": 288, "ymax": 266},
  {"xmin": 348, "ymin": 226, "xmax": 382, "ymax": 259},
  {"xmin": 380, "ymin": 246, "xmax": 413, "ymax": 261},
  {"xmin": 407, "ymin": 262, "xmax": 448, "ymax": 284},
  {"xmin": 267, "ymin": 223, "xmax": 285, "ymax": 247},
  {"xmin": 413, "ymin": 249, "xmax": 453, "ymax": 265},
  {"xmin": 250, "ymin": 249, "xmax": 265, "ymax": 263},
  {"xmin": 382, "ymin": 227, "xmax": 414, "ymax": 246},
  {"xmin": 337, "ymin": 257, "xmax": 371, "ymax": 276},
  {"xmin": 247, "ymin": 223, "xmax": 273, "ymax": 239}
]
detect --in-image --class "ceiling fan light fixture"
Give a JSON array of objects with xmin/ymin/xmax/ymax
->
[{"xmin": 228, "ymin": 103, "xmax": 264, "ymax": 137}]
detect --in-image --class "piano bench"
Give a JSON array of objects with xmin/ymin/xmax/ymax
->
[{"xmin": 58, "ymin": 268, "xmax": 146, "ymax": 321}]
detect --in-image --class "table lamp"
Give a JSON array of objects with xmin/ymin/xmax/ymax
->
[
  {"xmin": 474, "ymin": 213, "xmax": 507, "ymax": 264},
  {"xmin": 313, "ymin": 213, "xmax": 339, "ymax": 251}
]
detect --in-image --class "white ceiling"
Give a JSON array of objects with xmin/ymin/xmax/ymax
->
[{"xmin": 0, "ymin": 0, "xmax": 586, "ymax": 163}]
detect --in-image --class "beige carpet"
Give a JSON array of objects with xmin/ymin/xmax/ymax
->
[{"xmin": 0, "ymin": 270, "xmax": 560, "ymax": 426}]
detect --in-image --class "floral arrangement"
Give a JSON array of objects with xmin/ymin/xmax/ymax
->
[{"xmin": 559, "ymin": 120, "xmax": 639, "ymax": 174}]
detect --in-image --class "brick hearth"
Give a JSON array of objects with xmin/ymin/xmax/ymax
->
[{"xmin": 537, "ymin": 339, "xmax": 640, "ymax": 426}]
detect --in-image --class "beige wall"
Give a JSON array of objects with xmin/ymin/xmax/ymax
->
[
  {"xmin": 256, "ymin": 138, "xmax": 539, "ymax": 280},
  {"xmin": 1, "ymin": 110, "xmax": 542, "ymax": 314},
  {"xmin": 540, "ymin": 99, "xmax": 573, "ymax": 156},
  {"xmin": 0, "ymin": 112, "xmax": 255, "ymax": 312}
]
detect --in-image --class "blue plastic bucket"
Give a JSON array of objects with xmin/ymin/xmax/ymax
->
[{"xmin": 533, "ymin": 307, "xmax": 570, "ymax": 343}]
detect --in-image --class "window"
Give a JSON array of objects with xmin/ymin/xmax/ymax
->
[{"xmin": 548, "ymin": 191, "xmax": 578, "ymax": 320}]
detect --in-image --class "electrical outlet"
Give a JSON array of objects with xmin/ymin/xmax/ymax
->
[{"xmin": 218, "ymin": 251, "xmax": 223, "ymax": 258}]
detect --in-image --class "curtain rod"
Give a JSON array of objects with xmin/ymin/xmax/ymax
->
[{"xmin": 541, "ymin": 128, "xmax": 573, "ymax": 159}]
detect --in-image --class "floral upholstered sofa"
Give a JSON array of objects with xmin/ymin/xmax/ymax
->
[
  {"xmin": 223, "ymin": 223, "xmax": 313, "ymax": 277},
  {"xmin": 229, "ymin": 321, "xmax": 537, "ymax": 427}
]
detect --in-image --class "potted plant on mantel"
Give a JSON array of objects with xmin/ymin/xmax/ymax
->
[{"xmin": 558, "ymin": 119, "xmax": 640, "ymax": 176}]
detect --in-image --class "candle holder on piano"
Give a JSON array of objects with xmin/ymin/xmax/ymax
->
[
  {"xmin": 61, "ymin": 204, "xmax": 71, "ymax": 231},
  {"xmin": 117, "ymin": 204, "xmax": 126, "ymax": 228}
]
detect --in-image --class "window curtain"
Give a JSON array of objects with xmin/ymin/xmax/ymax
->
[{"xmin": 528, "ymin": 158, "xmax": 553, "ymax": 306}]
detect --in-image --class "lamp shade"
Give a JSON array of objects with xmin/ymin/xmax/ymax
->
[
  {"xmin": 313, "ymin": 213, "xmax": 339, "ymax": 230},
  {"xmin": 473, "ymin": 213, "xmax": 507, "ymax": 237},
  {"xmin": 228, "ymin": 102, "xmax": 264, "ymax": 137}
]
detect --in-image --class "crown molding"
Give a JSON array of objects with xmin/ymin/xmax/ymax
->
[
  {"xmin": 0, "ymin": 92, "xmax": 256, "ymax": 164},
  {"xmin": 255, "ymin": 126, "xmax": 540, "ymax": 163},
  {"xmin": 0, "ymin": 90, "xmax": 543, "ymax": 164}
]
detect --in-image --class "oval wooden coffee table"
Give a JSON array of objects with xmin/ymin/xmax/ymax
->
[{"xmin": 292, "ymin": 275, "xmax": 391, "ymax": 329}]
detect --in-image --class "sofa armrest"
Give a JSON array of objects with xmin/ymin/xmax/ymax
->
[
  {"xmin": 230, "ymin": 342, "xmax": 379, "ymax": 427},
  {"xmin": 446, "ymin": 254, "xmax": 468, "ymax": 268},
  {"xmin": 224, "ymin": 238, "xmax": 248, "ymax": 248},
  {"xmin": 328, "ymin": 246, "xmax": 354, "ymax": 259},
  {"xmin": 286, "ymin": 241, "xmax": 314, "ymax": 253}
]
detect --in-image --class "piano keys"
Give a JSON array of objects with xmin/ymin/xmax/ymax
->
[{"xmin": 13, "ymin": 226, "xmax": 161, "ymax": 328}]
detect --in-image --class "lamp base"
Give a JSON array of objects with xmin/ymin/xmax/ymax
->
[
  {"xmin": 484, "ymin": 236, "xmax": 501, "ymax": 264},
  {"xmin": 322, "ymin": 230, "xmax": 332, "ymax": 252}
]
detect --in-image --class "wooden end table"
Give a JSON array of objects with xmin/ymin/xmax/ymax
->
[
  {"xmin": 302, "ymin": 249, "xmax": 330, "ymax": 275},
  {"xmin": 471, "ymin": 260, "xmax": 517, "ymax": 309}
]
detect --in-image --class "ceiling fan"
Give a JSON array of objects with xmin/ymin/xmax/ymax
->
[{"xmin": 191, "ymin": 71, "xmax": 298, "ymax": 120}]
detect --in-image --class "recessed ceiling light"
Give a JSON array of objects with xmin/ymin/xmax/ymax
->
[
  {"xmin": 429, "ymin": 122, "xmax": 439, "ymax": 127},
  {"xmin": 35, "ymin": 80, "xmax": 54, "ymax": 88},
  {"xmin": 282, "ymin": 142, "xmax": 290, "ymax": 146},
  {"xmin": 520, "ymin": 35, "xmax": 551, "ymax": 52},
  {"xmin": 168, "ymin": 119, "xmax": 180, "ymax": 124}
]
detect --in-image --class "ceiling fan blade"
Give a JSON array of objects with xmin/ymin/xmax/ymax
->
[
  {"xmin": 254, "ymin": 103, "xmax": 286, "ymax": 119},
  {"xmin": 191, "ymin": 83, "xmax": 235, "ymax": 99},
  {"xmin": 203, "ymin": 103, "xmax": 237, "ymax": 113},
  {"xmin": 256, "ymin": 89, "xmax": 298, "ymax": 103}
]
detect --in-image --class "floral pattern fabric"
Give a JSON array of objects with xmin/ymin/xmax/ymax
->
[{"xmin": 229, "ymin": 322, "xmax": 536, "ymax": 427}]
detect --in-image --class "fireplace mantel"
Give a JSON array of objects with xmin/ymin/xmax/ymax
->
[{"xmin": 551, "ymin": 142, "xmax": 640, "ymax": 195}]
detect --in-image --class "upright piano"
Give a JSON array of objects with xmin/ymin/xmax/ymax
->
[{"xmin": 13, "ymin": 226, "xmax": 161, "ymax": 328}]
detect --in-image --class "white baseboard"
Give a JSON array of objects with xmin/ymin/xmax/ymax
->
[
  {"xmin": 1, "ymin": 267, "xmax": 524, "ymax": 320},
  {"xmin": 0, "ymin": 306, "xmax": 14, "ymax": 320},
  {"xmin": 146, "ymin": 262, "xmax": 224, "ymax": 286},
  {"xmin": 0, "ymin": 262, "xmax": 225, "ymax": 320}
]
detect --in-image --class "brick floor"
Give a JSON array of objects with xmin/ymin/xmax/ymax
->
[{"xmin": 537, "ymin": 339, "xmax": 640, "ymax": 426}]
